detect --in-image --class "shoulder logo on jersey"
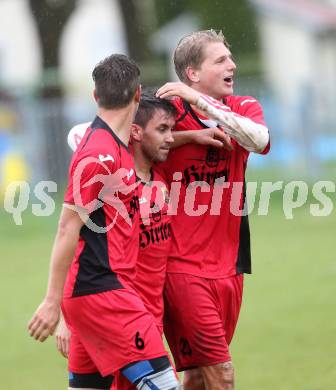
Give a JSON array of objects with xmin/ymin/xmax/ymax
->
[
  {"xmin": 240, "ymin": 99, "xmax": 256, "ymax": 106},
  {"xmin": 98, "ymin": 154, "xmax": 115, "ymax": 163},
  {"xmin": 127, "ymin": 168, "xmax": 135, "ymax": 181}
]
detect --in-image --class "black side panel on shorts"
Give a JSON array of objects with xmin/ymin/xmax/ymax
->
[
  {"xmin": 73, "ymin": 207, "xmax": 123, "ymax": 297},
  {"xmin": 69, "ymin": 372, "xmax": 114, "ymax": 389},
  {"xmin": 236, "ymin": 182, "xmax": 252, "ymax": 274}
]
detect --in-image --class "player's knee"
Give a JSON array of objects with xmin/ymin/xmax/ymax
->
[
  {"xmin": 121, "ymin": 356, "xmax": 180, "ymax": 389},
  {"xmin": 183, "ymin": 368, "xmax": 205, "ymax": 390},
  {"xmin": 201, "ymin": 361, "xmax": 235, "ymax": 388},
  {"xmin": 68, "ymin": 371, "xmax": 113, "ymax": 389},
  {"xmin": 222, "ymin": 361, "xmax": 234, "ymax": 385}
]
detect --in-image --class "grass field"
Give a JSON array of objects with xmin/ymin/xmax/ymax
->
[{"xmin": 1, "ymin": 176, "xmax": 335, "ymax": 389}]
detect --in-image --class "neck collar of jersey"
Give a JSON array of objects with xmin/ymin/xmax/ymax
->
[{"xmin": 92, "ymin": 116, "xmax": 129, "ymax": 150}]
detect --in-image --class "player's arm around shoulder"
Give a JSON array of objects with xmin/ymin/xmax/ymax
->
[
  {"xmin": 171, "ymin": 127, "xmax": 233, "ymax": 150},
  {"xmin": 156, "ymin": 81, "xmax": 201, "ymax": 105},
  {"xmin": 155, "ymin": 84, "xmax": 233, "ymax": 150},
  {"xmin": 156, "ymin": 83, "xmax": 269, "ymax": 154},
  {"xmin": 197, "ymin": 94, "xmax": 270, "ymax": 154}
]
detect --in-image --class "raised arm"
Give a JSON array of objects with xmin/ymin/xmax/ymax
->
[{"xmin": 156, "ymin": 82, "xmax": 269, "ymax": 153}]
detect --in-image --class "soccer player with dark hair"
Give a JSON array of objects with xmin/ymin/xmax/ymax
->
[
  {"xmin": 65, "ymin": 89, "xmax": 176, "ymax": 335},
  {"xmin": 155, "ymin": 30, "xmax": 270, "ymax": 389},
  {"xmin": 57, "ymin": 89, "xmax": 177, "ymax": 389},
  {"xmin": 114, "ymin": 90, "xmax": 177, "ymax": 390},
  {"xmin": 28, "ymin": 55, "xmax": 180, "ymax": 390},
  {"xmin": 130, "ymin": 90, "xmax": 176, "ymax": 332}
]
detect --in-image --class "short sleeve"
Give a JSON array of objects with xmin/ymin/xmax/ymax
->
[
  {"xmin": 240, "ymin": 98, "xmax": 270, "ymax": 155},
  {"xmin": 64, "ymin": 154, "xmax": 115, "ymax": 214},
  {"xmin": 240, "ymin": 98, "xmax": 267, "ymax": 126}
]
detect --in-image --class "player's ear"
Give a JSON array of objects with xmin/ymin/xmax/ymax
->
[
  {"xmin": 131, "ymin": 124, "xmax": 143, "ymax": 142},
  {"xmin": 93, "ymin": 89, "xmax": 98, "ymax": 103},
  {"xmin": 186, "ymin": 66, "xmax": 200, "ymax": 83},
  {"xmin": 134, "ymin": 85, "xmax": 141, "ymax": 103}
]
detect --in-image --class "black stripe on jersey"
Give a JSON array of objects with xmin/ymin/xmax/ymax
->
[
  {"xmin": 182, "ymin": 101, "xmax": 208, "ymax": 129},
  {"xmin": 181, "ymin": 99, "xmax": 228, "ymax": 131},
  {"xmin": 72, "ymin": 207, "xmax": 123, "ymax": 297},
  {"xmin": 175, "ymin": 103, "xmax": 189, "ymax": 125},
  {"xmin": 236, "ymin": 181, "xmax": 252, "ymax": 274}
]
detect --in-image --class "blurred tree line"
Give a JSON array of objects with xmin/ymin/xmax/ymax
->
[
  {"xmin": 25, "ymin": 0, "xmax": 260, "ymax": 183},
  {"xmin": 29, "ymin": 0, "xmax": 259, "ymax": 98},
  {"xmin": 154, "ymin": 0, "xmax": 259, "ymax": 57}
]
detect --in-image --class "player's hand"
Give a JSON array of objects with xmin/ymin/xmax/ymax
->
[
  {"xmin": 28, "ymin": 299, "xmax": 60, "ymax": 342},
  {"xmin": 55, "ymin": 316, "xmax": 71, "ymax": 358},
  {"xmin": 194, "ymin": 128, "xmax": 233, "ymax": 150},
  {"xmin": 156, "ymin": 82, "xmax": 202, "ymax": 105}
]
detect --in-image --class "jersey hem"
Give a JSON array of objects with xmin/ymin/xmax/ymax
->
[
  {"xmin": 166, "ymin": 269, "xmax": 248, "ymax": 279},
  {"xmin": 64, "ymin": 284, "xmax": 125, "ymax": 299}
]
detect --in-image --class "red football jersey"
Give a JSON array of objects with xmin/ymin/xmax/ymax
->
[
  {"xmin": 63, "ymin": 116, "xmax": 139, "ymax": 298},
  {"xmin": 133, "ymin": 169, "xmax": 171, "ymax": 330},
  {"xmin": 157, "ymin": 96, "xmax": 269, "ymax": 278}
]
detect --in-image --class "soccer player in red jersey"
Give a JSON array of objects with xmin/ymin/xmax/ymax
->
[
  {"xmin": 28, "ymin": 55, "xmax": 180, "ymax": 390},
  {"xmin": 130, "ymin": 92, "xmax": 176, "ymax": 333},
  {"xmin": 57, "ymin": 91, "xmax": 177, "ymax": 389},
  {"xmin": 155, "ymin": 30, "xmax": 270, "ymax": 389},
  {"xmin": 64, "ymin": 91, "xmax": 175, "ymax": 334},
  {"xmin": 112, "ymin": 91, "xmax": 176, "ymax": 390}
]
